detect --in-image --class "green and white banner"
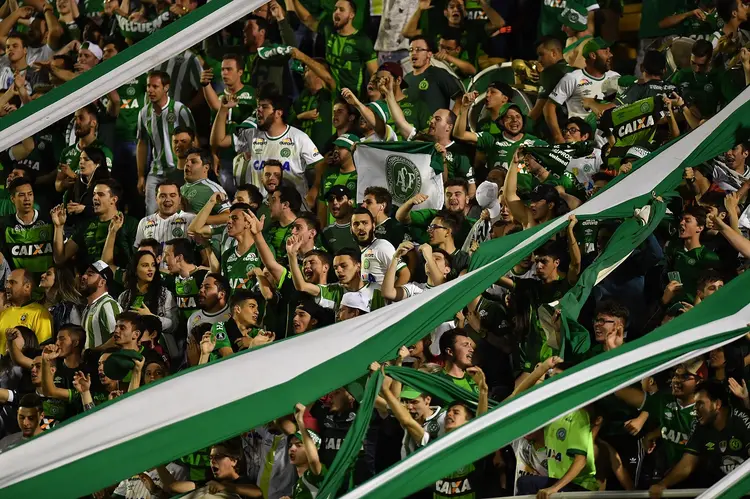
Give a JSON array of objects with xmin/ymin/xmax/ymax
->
[
  {"xmin": 354, "ymin": 141, "xmax": 445, "ymax": 209},
  {"xmin": 0, "ymin": 0, "xmax": 268, "ymax": 151},
  {"xmin": 3, "ymin": 65, "xmax": 750, "ymax": 499}
]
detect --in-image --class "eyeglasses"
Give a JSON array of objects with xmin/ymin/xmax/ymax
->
[
  {"xmin": 427, "ymin": 224, "xmax": 447, "ymax": 231},
  {"xmin": 562, "ymin": 127, "xmax": 580, "ymax": 135},
  {"xmin": 593, "ymin": 318, "xmax": 615, "ymax": 326},
  {"xmin": 408, "ymin": 48, "xmax": 429, "ymax": 54}
]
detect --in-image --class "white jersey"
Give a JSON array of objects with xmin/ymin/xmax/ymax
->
[
  {"xmin": 549, "ymin": 68, "xmax": 620, "ymax": 119},
  {"xmin": 361, "ymin": 238, "xmax": 404, "ymax": 284},
  {"xmin": 566, "ymin": 148, "xmax": 603, "ymax": 194},
  {"xmin": 134, "ymin": 210, "xmax": 196, "ymax": 247},
  {"xmin": 402, "ymin": 406, "xmax": 446, "ymax": 458},
  {"xmin": 187, "ymin": 305, "xmax": 232, "ymax": 336},
  {"xmin": 511, "ymin": 438, "xmax": 548, "ymax": 495},
  {"xmin": 112, "ymin": 462, "xmax": 186, "ymax": 499},
  {"xmin": 235, "ymin": 125, "xmax": 323, "ymax": 207}
]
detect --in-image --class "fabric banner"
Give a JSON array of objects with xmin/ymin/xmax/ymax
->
[
  {"xmin": 0, "ymin": 0, "xmax": 267, "ymax": 151},
  {"xmin": 353, "ymin": 141, "xmax": 445, "ymax": 209}
]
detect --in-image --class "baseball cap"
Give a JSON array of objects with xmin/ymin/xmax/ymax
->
[
  {"xmin": 487, "ymin": 81, "xmax": 513, "ymax": 98},
  {"xmin": 325, "ymin": 184, "xmax": 352, "ymax": 201},
  {"xmin": 89, "ymin": 260, "xmax": 114, "ymax": 283},
  {"xmin": 367, "ymin": 100, "xmax": 391, "ymax": 124},
  {"xmin": 340, "ymin": 292, "xmax": 370, "ymax": 313},
  {"xmin": 292, "ymin": 429, "xmax": 322, "ymax": 448},
  {"xmin": 529, "ymin": 183, "xmax": 560, "ymax": 203},
  {"xmin": 582, "ymin": 37, "xmax": 612, "ymax": 58},
  {"xmin": 103, "ymin": 349, "xmax": 144, "ymax": 380},
  {"xmin": 400, "ymin": 386, "xmax": 423, "ymax": 400},
  {"xmin": 80, "ymin": 42, "xmax": 103, "ymax": 61},
  {"xmin": 297, "ymin": 300, "xmax": 334, "ymax": 327},
  {"xmin": 475, "ymin": 181, "xmax": 501, "ymax": 219},
  {"xmin": 682, "ymin": 359, "xmax": 708, "ymax": 380},
  {"xmin": 378, "ymin": 61, "xmax": 407, "ymax": 88},
  {"xmin": 558, "ymin": 5, "xmax": 588, "ymax": 32},
  {"xmin": 333, "ymin": 133, "xmax": 360, "ymax": 151}
]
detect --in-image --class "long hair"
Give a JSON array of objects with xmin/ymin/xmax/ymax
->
[
  {"xmin": 123, "ymin": 251, "xmax": 163, "ymax": 313},
  {"xmin": 43, "ymin": 266, "xmax": 82, "ymax": 307},
  {"xmin": 0, "ymin": 326, "xmax": 38, "ymax": 374}
]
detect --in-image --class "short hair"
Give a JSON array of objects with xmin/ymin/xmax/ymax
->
[
  {"xmin": 59, "ymin": 324, "xmax": 85, "ymax": 353},
  {"xmin": 304, "ymin": 249, "xmax": 331, "ymax": 267},
  {"xmin": 140, "ymin": 315, "xmax": 163, "ymax": 340},
  {"xmin": 52, "ymin": 54, "xmax": 75, "ymax": 71},
  {"xmin": 229, "ymin": 288, "xmax": 261, "ymax": 310},
  {"xmin": 172, "ymin": 126, "xmax": 195, "ymax": 140},
  {"xmin": 642, "ymin": 50, "xmax": 666, "ymax": 77},
  {"xmin": 351, "ymin": 206, "xmax": 375, "ymax": 224},
  {"xmin": 116, "ymin": 311, "xmax": 145, "ymax": 338},
  {"xmin": 696, "ymin": 379, "xmax": 730, "ymax": 407},
  {"xmin": 296, "ymin": 212, "xmax": 320, "ymax": 234},
  {"xmin": 247, "ymin": 15, "xmax": 269, "ymax": 33},
  {"xmin": 340, "ymin": 0, "xmax": 357, "ymax": 13},
  {"xmin": 147, "ymin": 70, "xmax": 171, "ymax": 87},
  {"xmin": 447, "ymin": 401, "xmax": 476, "ymax": 421},
  {"xmin": 166, "ymin": 238, "xmax": 198, "ymax": 265},
  {"xmin": 263, "ymin": 159, "xmax": 283, "ymax": 171},
  {"xmin": 433, "ymin": 210, "xmax": 461, "ymax": 235},
  {"xmin": 6, "ymin": 31, "xmax": 28, "ymax": 48},
  {"xmin": 698, "ymin": 270, "xmax": 725, "ymax": 290},
  {"xmin": 536, "ymin": 36, "xmax": 563, "ymax": 53},
  {"xmin": 441, "ymin": 27, "xmax": 463, "ymax": 45},
  {"xmin": 80, "ymin": 103, "xmax": 99, "ymax": 120},
  {"xmin": 205, "ymin": 272, "xmax": 230, "ymax": 297},
  {"xmin": 156, "ymin": 180, "xmax": 181, "ymax": 196},
  {"xmin": 102, "ymin": 36, "xmax": 127, "ymax": 53},
  {"xmin": 222, "ymin": 53, "xmax": 245, "ymax": 71},
  {"xmin": 138, "ymin": 237, "xmax": 163, "ymax": 257},
  {"xmin": 235, "ymin": 183, "xmax": 263, "ymax": 207},
  {"xmin": 334, "ymin": 97, "xmax": 357, "ymax": 116},
  {"xmin": 94, "ymin": 178, "xmax": 123, "ymax": 201},
  {"xmin": 445, "ymin": 110, "xmax": 457, "ymax": 126},
  {"xmin": 19, "ymin": 393, "xmax": 43, "ymax": 411},
  {"xmin": 8, "ymin": 176, "xmax": 32, "ymax": 196},
  {"xmin": 565, "ymin": 117, "xmax": 593, "ymax": 139},
  {"xmin": 277, "ymin": 184, "xmax": 302, "ymax": 214},
  {"xmin": 692, "ymin": 39, "xmax": 714, "ymax": 59},
  {"xmin": 535, "ymin": 240, "xmax": 566, "ymax": 262},
  {"xmin": 445, "ymin": 178, "xmax": 469, "ymax": 194},
  {"xmin": 334, "ymin": 247, "xmax": 360, "ymax": 264},
  {"xmin": 363, "ymin": 186, "xmax": 392, "ymax": 211},
  {"xmin": 186, "ymin": 147, "xmax": 213, "ymax": 167},
  {"xmin": 684, "ymin": 205, "xmax": 708, "ymax": 228},
  {"xmin": 82, "ymin": 146, "xmax": 107, "ymax": 169},
  {"xmin": 439, "ymin": 327, "xmax": 470, "ymax": 358},
  {"xmin": 256, "ymin": 90, "xmax": 290, "ymax": 121},
  {"xmin": 594, "ymin": 300, "xmax": 630, "ymax": 324},
  {"xmin": 410, "ymin": 36, "xmax": 434, "ymax": 53},
  {"xmin": 717, "ymin": 0, "xmax": 741, "ymax": 23},
  {"xmin": 432, "ymin": 248, "xmax": 453, "ymax": 269}
]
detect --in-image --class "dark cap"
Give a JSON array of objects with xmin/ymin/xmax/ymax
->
[
  {"xmin": 487, "ymin": 81, "xmax": 513, "ymax": 98},
  {"xmin": 88, "ymin": 260, "xmax": 114, "ymax": 284},
  {"xmin": 378, "ymin": 61, "xmax": 404, "ymax": 80},
  {"xmin": 529, "ymin": 183, "xmax": 560, "ymax": 203},
  {"xmin": 296, "ymin": 300, "xmax": 334, "ymax": 327},
  {"xmin": 325, "ymin": 185, "xmax": 352, "ymax": 201}
]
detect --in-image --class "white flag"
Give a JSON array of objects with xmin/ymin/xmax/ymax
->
[{"xmin": 354, "ymin": 141, "xmax": 444, "ymax": 210}]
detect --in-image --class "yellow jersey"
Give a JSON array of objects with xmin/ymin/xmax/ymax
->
[{"xmin": 0, "ymin": 302, "xmax": 53, "ymax": 352}]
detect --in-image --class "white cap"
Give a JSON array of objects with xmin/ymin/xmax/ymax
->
[
  {"xmin": 81, "ymin": 42, "xmax": 103, "ymax": 60},
  {"xmin": 475, "ymin": 181, "xmax": 501, "ymax": 219},
  {"xmin": 340, "ymin": 292, "xmax": 370, "ymax": 313}
]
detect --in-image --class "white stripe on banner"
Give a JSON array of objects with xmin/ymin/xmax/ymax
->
[
  {"xmin": 0, "ymin": 0, "xmax": 269, "ymax": 151},
  {"xmin": 343, "ymin": 306, "xmax": 750, "ymax": 499}
]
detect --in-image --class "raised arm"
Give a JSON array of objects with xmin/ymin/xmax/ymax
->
[
  {"xmin": 41, "ymin": 345, "xmax": 71, "ymax": 400},
  {"xmin": 101, "ymin": 212, "xmax": 123, "ymax": 269},
  {"xmin": 6, "ymin": 329, "xmax": 33, "ymax": 370},
  {"xmin": 377, "ymin": 365, "xmax": 425, "ymax": 443},
  {"xmin": 51, "ymin": 204, "xmax": 77, "ymax": 264},
  {"xmin": 420, "ymin": 243, "xmax": 446, "ymax": 285},
  {"xmin": 395, "ymin": 193, "xmax": 429, "ymax": 224},
  {"xmin": 287, "ymin": 236, "xmax": 321, "ymax": 296},
  {"xmin": 288, "ymin": 0, "xmax": 319, "ymax": 32},
  {"xmin": 209, "ymin": 96, "xmax": 235, "ymax": 149},
  {"xmin": 382, "ymin": 81, "xmax": 415, "ymax": 140},
  {"xmin": 382, "ymin": 243, "xmax": 413, "ymax": 301},
  {"xmin": 453, "ymin": 92, "xmax": 479, "ymax": 143},
  {"xmin": 72, "ymin": 371, "xmax": 95, "ymax": 411},
  {"xmin": 247, "ymin": 212, "xmax": 285, "ymax": 283},
  {"xmin": 467, "ymin": 367, "xmax": 489, "ymax": 416},
  {"xmin": 294, "ymin": 403, "xmax": 322, "ymax": 475},
  {"xmin": 291, "ymin": 47, "xmax": 336, "ymax": 91},
  {"xmin": 502, "ymin": 152, "xmax": 531, "ymax": 226},
  {"xmin": 566, "ymin": 215, "xmax": 581, "ymax": 285},
  {"xmin": 402, "ymin": 0, "xmax": 427, "ymax": 38},
  {"xmin": 201, "ymin": 68, "xmax": 221, "ymax": 112}
]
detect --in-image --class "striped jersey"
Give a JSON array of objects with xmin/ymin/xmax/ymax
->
[
  {"xmin": 134, "ymin": 210, "xmax": 197, "ymax": 247},
  {"xmin": 180, "ymin": 178, "xmax": 231, "ymax": 214},
  {"xmin": 152, "ymin": 50, "xmax": 203, "ymax": 106},
  {"xmin": 137, "ymin": 97, "xmax": 195, "ymax": 176},
  {"xmin": 81, "ymin": 293, "xmax": 121, "ymax": 350}
]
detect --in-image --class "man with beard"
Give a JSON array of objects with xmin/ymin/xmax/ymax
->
[
  {"xmin": 403, "ymin": 37, "xmax": 464, "ymax": 116},
  {"xmin": 213, "ymin": 90, "xmax": 324, "ymax": 209},
  {"xmin": 187, "ymin": 273, "xmax": 232, "ymax": 334},
  {"xmin": 290, "ymin": 0, "xmax": 377, "ymax": 93},
  {"xmin": 55, "ymin": 104, "xmax": 113, "ymax": 194},
  {"xmin": 53, "ymin": 179, "xmax": 137, "ymax": 267},
  {"xmin": 546, "ymin": 38, "xmax": 620, "ymax": 144},
  {"xmin": 351, "ymin": 207, "xmax": 407, "ymax": 285},
  {"xmin": 137, "ymin": 71, "xmax": 196, "ymax": 215},
  {"xmin": 135, "ymin": 181, "xmax": 196, "ymax": 248},
  {"xmin": 650, "ymin": 380, "xmax": 750, "ymax": 497},
  {"xmin": 360, "ymin": 187, "xmax": 405, "ymax": 247},
  {"xmin": 615, "ymin": 360, "xmax": 706, "ymax": 488},
  {"xmin": 79, "ymin": 260, "xmax": 121, "ymax": 350},
  {"xmin": 204, "ymin": 290, "xmax": 274, "ymax": 361},
  {"xmin": 0, "ymin": 394, "xmax": 44, "ymax": 454},
  {"xmin": 255, "ymin": 160, "xmax": 283, "ymax": 221},
  {"xmin": 319, "ymin": 134, "xmax": 359, "ymax": 225},
  {"xmin": 290, "ymin": 247, "xmax": 384, "ymax": 314},
  {"xmin": 322, "ymin": 186, "xmax": 358, "ymax": 253},
  {"xmin": 167, "ymin": 126, "xmax": 197, "ymax": 187},
  {"xmin": 180, "ymin": 147, "xmax": 231, "ymax": 222}
]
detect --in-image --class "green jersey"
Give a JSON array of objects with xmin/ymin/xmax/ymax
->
[
  {"xmin": 409, "ymin": 209, "xmax": 476, "ymax": 247},
  {"xmin": 439, "ymin": 369, "xmax": 479, "ymax": 395},
  {"xmin": 101, "ymin": 75, "xmax": 147, "ymax": 141},
  {"xmin": 643, "ymin": 391, "xmax": 697, "ymax": 467},
  {"xmin": 320, "ymin": 22, "xmax": 376, "ymax": 92},
  {"xmin": 171, "ymin": 268, "xmax": 209, "ymax": 323},
  {"xmin": 640, "ymin": 0, "xmax": 679, "ymax": 38},
  {"xmin": 539, "ymin": 59, "xmax": 573, "ymax": 100},
  {"xmin": 677, "ymin": 3, "xmax": 723, "ymax": 40},
  {"xmin": 476, "ymin": 132, "xmax": 547, "ymax": 192},
  {"xmin": 319, "ymin": 168, "xmax": 357, "ymax": 202},
  {"xmin": 663, "ymin": 241, "xmax": 721, "ymax": 303},
  {"xmin": 544, "ymin": 409, "xmax": 598, "ymax": 491},
  {"xmin": 443, "ymin": 142, "xmax": 474, "ymax": 182},
  {"xmin": 137, "ymin": 97, "xmax": 196, "ymax": 176},
  {"xmin": 669, "ymin": 68, "xmax": 721, "ymax": 118},
  {"xmin": 292, "ymin": 464, "xmax": 328, "ymax": 499},
  {"xmin": 600, "ymin": 97, "xmax": 664, "ymax": 169},
  {"xmin": 222, "ymin": 85, "xmax": 257, "ymax": 134},
  {"xmin": 434, "ymin": 461, "xmax": 478, "ymax": 499},
  {"xmin": 291, "ymin": 88, "xmax": 334, "ymax": 149},
  {"xmin": 180, "ymin": 178, "xmax": 230, "ymax": 215},
  {"xmin": 322, "ymin": 222, "xmax": 358, "ymax": 253},
  {"xmin": 72, "ymin": 215, "xmax": 138, "ymax": 268},
  {"xmin": 389, "ymin": 97, "xmax": 432, "ymax": 141},
  {"xmin": 404, "ymin": 66, "xmax": 464, "ymax": 116},
  {"xmin": 59, "ymin": 140, "xmax": 113, "ymax": 173},
  {"xmin": 221, "ymin": 244, "xmax": 263, "ymax": 291},
  {"xmin": 539, "ymin": 0, "xmax": 598, "ymax": 37},
  {"xmin": 685, "ymin": 408, "xmax": 750, "ymax": 481},
  {"xmin": 263, "ymin": 220, "xmax": 296, "ymax": 260},
  {"xmin": 315, "ymin": 281, "xmax": 385, "ymax": 313},
  {"xmin": 0, "ymin": 211, "xmax": 54, "ymax": 274},
  {"xmin": 17, "ymin": 127, "xmax": 65, "ymax": 178}
]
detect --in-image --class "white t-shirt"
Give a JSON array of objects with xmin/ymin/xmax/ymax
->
[
  {"xmin": 187, "ymin": 305, "xmax": 232, "ymax": 336},
  {"xmin": 135, "ymin": 210, "xmax": 197, "ymax": 247},
  {"xmin": 235, "ymin": 125, "xmax": 323, "ymax": 207},
  {"xmin": 567, "ymin": 148, "xmax": 603, "ymax": 194},
  {"xmin": 511, "ymin": 437, "xmax": 548, "ymax": 495},
  {"xmin": 361, "ymin": 238, "xmax": 404, "ymax": 284},
  {"xmin": 112, "ymin": 462, "xmax": 186, "ymax": 499},
  {"xmin": 549, "ymin": 68, "xmax": 620, "ymax": 119}
]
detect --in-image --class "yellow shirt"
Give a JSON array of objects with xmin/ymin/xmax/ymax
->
[{"xmin": 0, "ymin": 303, "xmax": 53, "ymax": 352}]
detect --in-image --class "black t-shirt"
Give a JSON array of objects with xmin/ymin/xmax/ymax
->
[
  {"xmin": 311, "ymin": 400, "xmax": 358, "ymax": 468},
  {"xmin": 686, "ymin": 408, "xmax": 750, "ymax": 484}
]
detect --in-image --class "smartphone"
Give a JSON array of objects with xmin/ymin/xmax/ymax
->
[{"xmin": 668, "ymin": 271, "xmax": 682, "ymax": 284}]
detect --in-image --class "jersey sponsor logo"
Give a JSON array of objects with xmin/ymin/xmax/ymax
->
[
  {"xmin": 11, "ymin": 243, "xmax": 53, "ymax": 257},
  {"xmin": 616, "ymin": 115, "xmax": 655, "ymax": 138},
  {"xmin": 435, "ymin": 477, "xmax": 472, "ymax": 495},
  {"xmin": 385, "ymin": 154, "xmax": 422, "ymax": 204},
  {"xmin": 252, "ymin": 159, "xmax": 292, "ymax": 172},
  {"xmin": 661, "ymin": 427, "xmax": 690, "ymax": 445},
  {"xmin": 544, "ymin": 0, "xmax": 566, "ymax": 6},
  {"xmin": 178, "ymin": 296, "xmax": 197, "ymax": 309},
  {"xmin": 120, "ymin": 98, "xmax": 141, "ymax": 110},
  {"xmin": 578, "ymin": 78, "xmax": 592, "ymax": 86},
  {"xmin": 280, "ymin": 137, "xmax": 294, "ymax": 147},
  {"xmin": 721, "ymin": 456, "xmax": 745, "ymax": 474},
  {"xmin": 324, "ymin": 437, "xmax": 343, "ymax": 450}
]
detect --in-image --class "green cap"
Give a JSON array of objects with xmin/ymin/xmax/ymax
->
[
  {"xmin": 367, "ymin": 100, "xmax": 391, "ymax": 124},
  {"xmin": 582, "ymin": 37, "xmax": 612, "ymax": 58},
  {"xmin": 399, "ymin": 386, "xmax": 423, "ymax": 400},
  {"xmin": 333, "ymin": 133, "xmax": 360, "ymax": 151},
  {"xmin": 103, "ymin": 349, "xmax": 144, "ymax": 381},
  {"xmin": 292, "ymin": 429, "xmax": 322, "ymax": 448},
  {"xmin": 558, "ymin": 6, "xmax": 587, "ymax": 32}
]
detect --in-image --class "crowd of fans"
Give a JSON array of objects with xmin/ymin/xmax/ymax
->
[{"xmin": 1, "ymin": 0, "xmax": 750, "ymax": 497}]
